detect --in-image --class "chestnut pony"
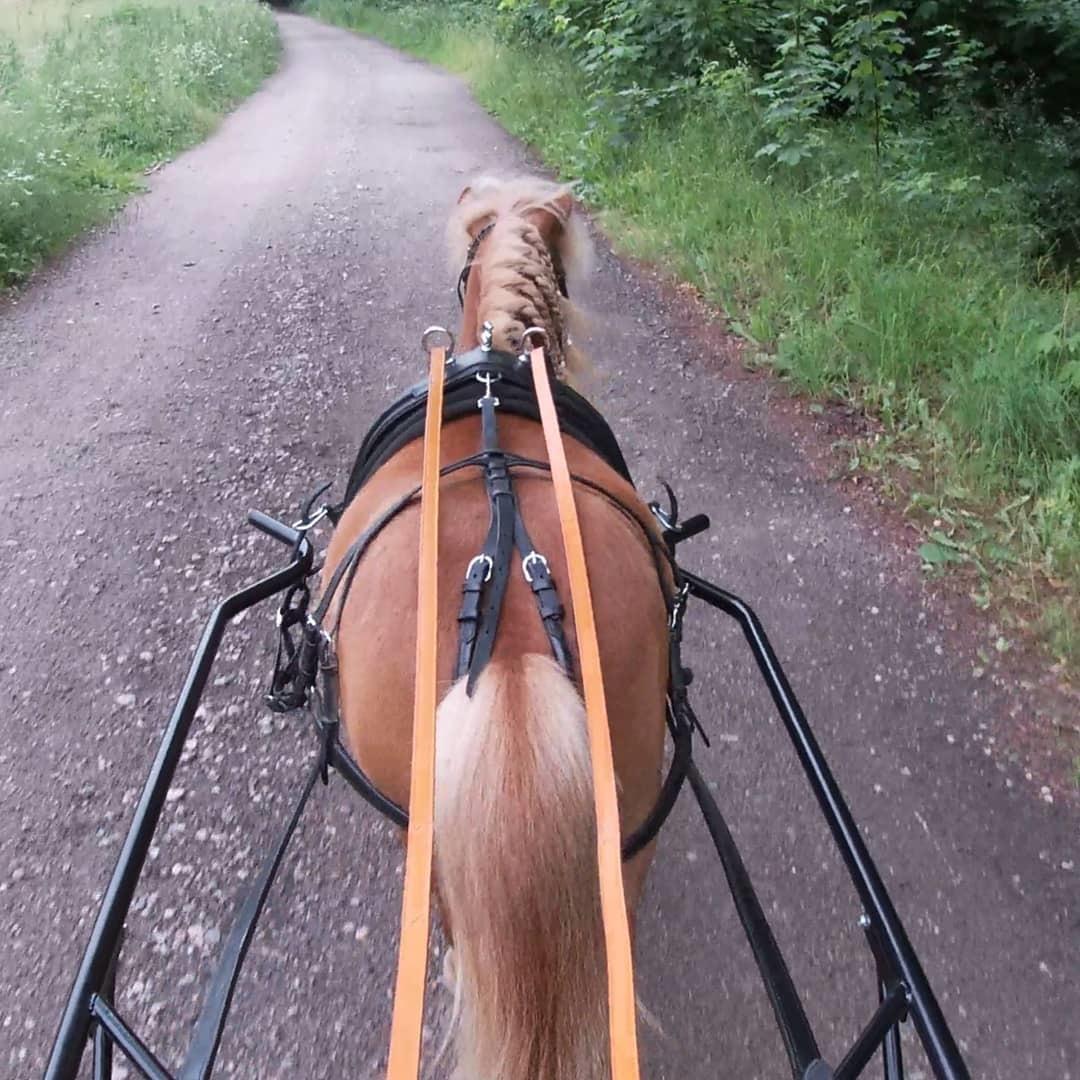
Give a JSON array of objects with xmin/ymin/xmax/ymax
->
[{"xmin": 321, "ymin": 177, "xmax": 670, "ymax": 1079}]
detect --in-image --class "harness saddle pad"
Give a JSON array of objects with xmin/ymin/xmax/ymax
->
[{"xmin": 342, "ymin": 348, "xmax": 633, "ymax": 506}]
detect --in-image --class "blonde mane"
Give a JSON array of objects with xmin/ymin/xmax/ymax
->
[{"xmin": 448, "ymin": 176, "xmax": 592, "ymax": 380}]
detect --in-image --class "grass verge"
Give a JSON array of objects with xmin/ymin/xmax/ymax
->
[
  {"xmin": 0, "ymin": 0, "xmax": 279, "ymax": 286},
  {"xmin": 304, "ymin": 0, "xmax": 1079, "ymax": 683}
]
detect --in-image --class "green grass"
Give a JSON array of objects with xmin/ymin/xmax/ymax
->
[
  {"xmin": 0, "ymin": 0, "xmax": 279, "ymax": 285},
  {"xmin": 304, "ymin": 0, "xmax": 1080, "ymax": 677},
  {"xmin": 0, "ymin": 0, "xmax": 176, "ymax": 46}
]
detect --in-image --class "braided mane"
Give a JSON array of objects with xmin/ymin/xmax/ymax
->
[{"xmin": 448, "ymin": 176, "xmax": 591, "ymax": 380}]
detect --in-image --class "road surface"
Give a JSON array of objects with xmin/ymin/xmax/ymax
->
[{"xmin": 0, "ymin": 14, "xmax": 1075, "ymax": 1079}]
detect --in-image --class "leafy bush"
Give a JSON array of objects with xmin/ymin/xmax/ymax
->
[{"xmin": 488, "ymin": 0, "xmax": 1080, "ymax": 262}]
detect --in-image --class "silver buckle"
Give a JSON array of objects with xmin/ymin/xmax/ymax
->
[
  {"xmin": 669, "ymin": 582, "xmax": 690, "ymax": 629},
  {"xmin": 522, "ymin": 551, "xmax": 549, "ymax": 583},
  {"xmin": 476, "ymin": 371, "xmax": 501, "ymax": 407},
  {"xmin": 467, "ymin": 554, "xmax": 494, "ymax": 582}
]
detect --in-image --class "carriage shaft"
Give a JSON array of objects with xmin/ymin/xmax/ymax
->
[
  {"xmin": 44, "ymin": 519, "xmax": 313, "ymax": 1080},
  {"xmin": 682, "ymin": 571, "xmax": 969, "ymax": 1080}
]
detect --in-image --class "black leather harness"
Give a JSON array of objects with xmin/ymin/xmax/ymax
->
[
  {"xmin": 267, "ymin": 347, "xmax": 701, "ymax": 861},
  {"xmin": 343, "ymin": 348, "xmax": 632, "ymax": 502}
]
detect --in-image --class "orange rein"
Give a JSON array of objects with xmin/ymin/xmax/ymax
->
[
  {"xmin": 385, "ymin": 338, "xmax": 641, "ymax": 1079},
  {"xmin": 386, "ymin": 342, "xmax": 445, "ymax": 1080},
  {"xmin": 529, "ymin": 341, "xmax": 641, "ymax": 1080}
]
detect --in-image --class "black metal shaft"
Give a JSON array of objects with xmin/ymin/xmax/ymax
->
[
  {"xmin": 687, "ymin": 761, "xmax": 822, "ymax": 1077},
  {"xmin": 92, "ymin": 1023, "xmax": 111, "ymax": 1080},
  {"xmin": 683, "ymin": 571, "xmax": 969, "ymax": 1080},
  {"xmin": 863, "ymin": 915, "xmax": 906, "ymax": 1080},
  {"xmin": 91, "ymin": 935, "xmax": 121, "ymax": 1080},
  {"xmin": 44, "ymin": 520, "xmax": 312, "ymax": 1080},
  {"xmin": 834, "ymin": 986, "xmax": 908, "ymax": 1079},
  {"xmin": 881, "ymin": 987, "xmax": 904, "ymax": 1080},
  {"xmin": 89, "ymin": 998, "xmax": 172, "ymax": 1080}
]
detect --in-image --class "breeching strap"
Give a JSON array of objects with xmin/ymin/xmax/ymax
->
[
  {"xmin": 529, "ymin": 345, "xmax": 642, "ymax": 1080},
  {"xmin": 386, "ymin": 344, "xmax": 445, "ymax": 1080}
]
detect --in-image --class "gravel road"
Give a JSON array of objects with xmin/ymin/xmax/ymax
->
[{"xmin": 0, "ymin": 14, "xmax": 1076, "ymax": 1080}]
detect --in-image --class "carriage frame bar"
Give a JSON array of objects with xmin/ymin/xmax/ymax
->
[{"xmin": 44, "ymin": 508, "xmax": 970, "ymax": 1080}]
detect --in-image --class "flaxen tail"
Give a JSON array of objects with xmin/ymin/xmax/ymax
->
[{"xmin": 434, "ymin": 654, "xmax": 607, "ymax": 1080}]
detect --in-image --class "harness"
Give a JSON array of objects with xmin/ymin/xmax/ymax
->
[
  {"xmin": 266, "ymin": 339, "xmax": 702, "ymax": 863},
  {"xmin": 342, "ymin": 347, "xmax": 631, "ymax": 504}
]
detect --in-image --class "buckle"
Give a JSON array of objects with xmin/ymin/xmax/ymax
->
[
  {"xmin": 669, "ymin": 582, "xmax": 690, "ymax": 630},
  {"xmin": 522, "ymin": 551, "xmax": 549, "ymax": 583},
  {"xmin": 476, "ymin": 371, "xmax": 501, "ymax": 407},
  {"xmin": 466, "ymin": 554, "xmax": 494, "ymax": 582}
]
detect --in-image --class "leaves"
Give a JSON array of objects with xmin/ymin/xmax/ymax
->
[{"xmin": 919, "ymin": 539, "xmax": 965, "ymax": 566}]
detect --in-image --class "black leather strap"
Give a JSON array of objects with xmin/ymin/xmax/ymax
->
[
  {"xmin": 465, "ymin": 469, "xmax": 516, "ymax": 693},
  {"xmin": 456, "ymin": 551, "xmax": 492, "ymax": 681},
  {"xmin": 687, "ymin": 760, "xmax": 824, "ymax": 1077},
  {"xmin": 456, "ymin": 392, "xmax": 575, "ymax": 692},
  {"xmin": 621, "ymin": 706, "xmax": 693, "ymax": 861},
  {"xmin": 464, "ymin": 396, "xmax": 518, "ymax": 694},
  {"xmin": 513, "ymin": 511, "xmax": 572, "ymax": 678},
  {"xmin": 179, "ymin": 758, "xmax": 321, "ymax": 1080}
]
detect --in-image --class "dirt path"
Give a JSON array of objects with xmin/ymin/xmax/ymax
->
[{"xmin": 0, "ymin": 14, "xmax": 1075, "ymax": 1079}]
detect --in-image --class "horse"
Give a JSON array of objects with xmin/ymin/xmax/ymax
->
[{"xmin": 321, "ymin": 176, "xmax": 672, "ymax": 1079}]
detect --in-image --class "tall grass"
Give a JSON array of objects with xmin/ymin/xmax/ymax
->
[
  {"xmin": 305, "ymin": 0, "xmax": 1079, "ymax": 671},
  {"xmin": 0, "ymin": 0, "xmax": 279, "ymax": 284},
  {"xmin": 0, "ymin": 0, "xmax": 176, "ymax": 46}
]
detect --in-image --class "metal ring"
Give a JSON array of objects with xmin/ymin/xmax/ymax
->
[
  {"xmin": 421, "ymin": 325, "xmax": 455, "ymax": 358},
  {"xmin": 520, "ymin": 326, "xmax": 548, "ymax": 353}
]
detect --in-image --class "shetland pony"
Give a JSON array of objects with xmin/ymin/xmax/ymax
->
[{"xmin": 322, "ymin": 176, "xmax": 670, "ymax": 1079}]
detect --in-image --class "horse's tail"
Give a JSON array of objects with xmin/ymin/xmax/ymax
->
[{"xmin": 434, "ymin": 653, "xmax": 607, "ymax": 1080}]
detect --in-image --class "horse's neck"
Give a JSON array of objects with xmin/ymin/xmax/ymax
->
[{"xmin": 459, "ymin": 259, "xmax": 559, "ymax": 359}]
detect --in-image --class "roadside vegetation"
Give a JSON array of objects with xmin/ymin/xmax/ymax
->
[
  {"xmin": 304, "ymin": 0, "xmax": 1080, "ymax": 682},
  {"xmin": 0, "ymin": 0, "xmax": 279, "ymax": 286}
]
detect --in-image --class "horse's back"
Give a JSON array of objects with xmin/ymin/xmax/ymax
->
[{"xmin": 324, "ymin": 413, "xmax": 669, "ymax": 837}]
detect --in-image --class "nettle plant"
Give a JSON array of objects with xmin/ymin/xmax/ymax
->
[
  {"xmin": 511, "ymin": 0, "xmax": 772, "ymax": 182},
  {"xmin": 546, "ymin": 1, "xmax": 714, "ymax": 186}
]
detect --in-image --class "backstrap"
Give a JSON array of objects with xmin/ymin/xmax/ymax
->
[{"xmin": 456, "ymin": 379, "xmax": 572, "ymax": 694}]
